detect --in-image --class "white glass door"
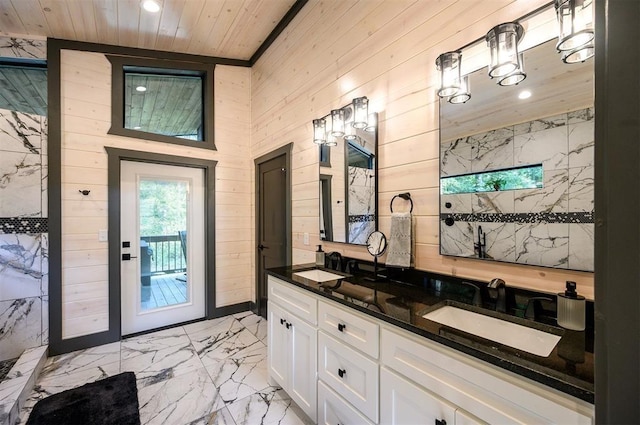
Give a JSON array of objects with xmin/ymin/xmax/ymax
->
[{"xmin": 120, "ymin": 160, "xmax": 205, "ymax": 335}]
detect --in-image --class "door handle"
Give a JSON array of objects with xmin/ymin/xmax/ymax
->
[{"xmin": 122, "ymin": 253, "xmax": 138, "ymax": 261}]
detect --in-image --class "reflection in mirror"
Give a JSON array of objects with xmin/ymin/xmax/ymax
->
[
  {"xmin": 439, "ymin": 38, "xmax": 594, "ymax": 271},
  {"xmin": 320, "ymin": 105, "xmax": 377, "ymax": 245}
]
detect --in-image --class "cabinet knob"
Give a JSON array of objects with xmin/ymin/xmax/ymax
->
[
  {"xmin": 337, "ymin": 323, "xmax": 346, "ymax": 332},
  {"xmin": 435, "ymin": 419, "xmax": 447, "ymax": 425},
  {"xmin": 338, "ymin": 368, "xmax": 346, "ymax": 378},
  {"xmin": 285, "ymin": 322, "xmax": 291, "ymax": 329},
  {"xmin": 280, "ymin": 318, "xmax": 285, "ymax": 325}
]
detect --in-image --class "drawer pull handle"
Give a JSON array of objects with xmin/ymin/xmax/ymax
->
[
  {"xmin": 337, "ymin": 323, "xmax": 346, "ymax": 332},
  {"xmin": 435, "ymin": 420, "xmax": 447, "ymax": 425},
  {"xmin": 280, "ymin": 318, "xmax": 285, "ymax": 325},
  {"xmin": 338, "ymin": 368, "xmax": 346, "ymax": 378},
  {"xmin": 285, "ymin": 322, "xmax": 291, "ymax": 329}
]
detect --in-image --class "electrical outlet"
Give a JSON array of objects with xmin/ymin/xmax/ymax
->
[
  {"xmin": 303, "ymin": 232, "xmax": 310, "ymax": 245},
  {"xmin": 98, "ymin": 229, "xmax": 108, "ymax": 242}
]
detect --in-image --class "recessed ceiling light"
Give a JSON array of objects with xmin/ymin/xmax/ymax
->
[
  {"xmin": 518, "ymin": 90, "xmax": 532, "ymax": 100},
  {"xmin": 136, "ymin": 86, "xmax": 147, "ymax": 92},
  {"xmin": 142, "ymin": 0, "xmax": 161, "ymax": 13}
]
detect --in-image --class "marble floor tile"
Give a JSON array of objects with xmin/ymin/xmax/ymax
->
[
  {"xmin": 39, "ymin": 341, "xmax": 120, "ymax": 378},
  {"xmin": 206, "ymin": 343, "xmax": 275, "ymax": 404},
  {"xmin": 234, "ymin": 312, "xmax": 267, "ymax": 342},
  {"xmin": 189, "ymin": 319, "xmax": 263, "ymax": 366},
  {"xmin": 137, "ymin": 367, "xmax": 224, "ymax": 425},
  {"xmin": 122, "ymin": 326, "xmax": 190, "ymax": 354},
  {"xmin": 18, "ymin": 311, "xmax": 318, "ymax": 425},
  {"xmin": 189, "ymin": 406, "xmax": 237, "ymax": 425},
  {"xmin": 121, "ymin": 341, "xmax": 203, "ymax": 387},
  {"xmin": 226, "ymin": 388, "xmax": 313, "ymax": 425}
]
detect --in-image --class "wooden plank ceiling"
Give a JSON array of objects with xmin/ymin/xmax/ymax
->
[
  {"xmin": 0, "ymin": 0, "xmax": 298, "ymax": 60},
  {"xmin": 0, "ymin": 0, "xmax": 300, "ymax": 119}
]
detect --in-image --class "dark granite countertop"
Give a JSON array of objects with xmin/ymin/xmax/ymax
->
[{"xmin": 266, "ymin": 263, "xmax": 594, "ymax": 404}]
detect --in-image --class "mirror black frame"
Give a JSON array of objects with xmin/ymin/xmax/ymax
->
[{"xmin": 319, "ymin": 105, "xmax": 378, "ymax": 245}]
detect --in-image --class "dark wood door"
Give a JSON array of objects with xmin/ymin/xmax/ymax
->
[{"xmin": 257, "ymin": 153, "xmax": 288, "ymax": 318}]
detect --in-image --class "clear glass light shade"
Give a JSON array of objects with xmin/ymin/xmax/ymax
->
[
  {"xmin": 352, "ymin": 97, "xmax": 369, "ymax": 129},
  {"xmin": 555, "ymin": 0, "xmax": 594, "ymax": 52},
  {"xmin": 497, "ymin": 54, "xmax": 526, "ymax": 86},
  {"xmin": 331, "ymin": 109, "xmax": 345, "ymax": 137},
  {"xmin": 325, "ymin": 135, "xmax": 338, "ymax": 147},
  {"xmin": 436, "ymin": 52, "xmax": 462, "ymax": 97},
  {"xmin": 313, "ymin": 118, "xmax": 326, "ymax": 145},
  {"xmin": 364, "ymin": 113, "xmax": 377, "ymax": 132},
  {"xmin": 486, "ymin": 23, "xmax": 524, "ymax": 79},
  {"xmin": 344, "ymin": 122, "xmax": 356, "ymax": 140},
  {"xmin": 449, "ymin": 76, "xmax": 471, "ymax": 104},
  {"xmin": 562, "ymin": 43, "xmax": 594, "ymax": 63}
]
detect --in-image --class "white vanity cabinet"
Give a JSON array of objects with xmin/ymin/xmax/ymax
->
[
  {"xmin": 267, "ymin": 274, "xmax": 594, "ymax": 425},
  {"xmin": 267, "ymin": 277, "xmax": 318, "ymax": 422}
]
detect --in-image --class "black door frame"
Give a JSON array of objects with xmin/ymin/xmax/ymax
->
[
  {"xmin": 106, "ymin": 148, "xmax": 218, "ymax": 338},
  {"xmin": 254, "ymin": 143, "xmax": 293, "ymax": 315}
]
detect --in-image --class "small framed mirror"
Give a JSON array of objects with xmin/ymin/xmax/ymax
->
[{"xmin": 319, "ymin": 105, "xmax": 378, "ymax": 245}]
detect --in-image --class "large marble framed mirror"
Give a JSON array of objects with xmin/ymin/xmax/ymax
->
[
  {"xmin": 319, "ymin": 104, "xmax": 378, "ymax": 245},
  {"xmin": 439, "ymin": 38, "xmax": 594, "ymax": 271}
]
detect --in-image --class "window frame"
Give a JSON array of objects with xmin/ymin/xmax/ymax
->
[{"xmin": 107, "ymin": 55, "xmax": 216, "ymax": 150}]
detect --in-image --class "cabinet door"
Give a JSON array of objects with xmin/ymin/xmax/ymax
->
[
  {"xmin": 318, "ymin": 380, "xmax": 374, "ymax": 425},
  {"xmin": 381, "ymin": 367, "xmax": 456, "ymax": 425},
  {"xmin": 267, "ymin": 301, "xmax": 289, "ymax": 387},
  {"xmin": 289, "ymin": 315, "xmax": 317, "ymax": 423}
]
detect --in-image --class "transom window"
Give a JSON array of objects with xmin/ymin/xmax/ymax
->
[{"xmin": 108, "ymin": 56, "xmax": 215, "ymax": 150}]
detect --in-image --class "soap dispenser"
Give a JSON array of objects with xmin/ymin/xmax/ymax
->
[
  {"xmin": 315, "ymin": 245, "xmax": 325, "ymax": 267},
  {"xmin": 557, "ymin": 281, "xmax": 586, "ymax": 331}
]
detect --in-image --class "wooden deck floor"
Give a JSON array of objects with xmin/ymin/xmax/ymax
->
[{"xmin": 141, "ymin": 273, "xmax": 188, "ymax": 311}]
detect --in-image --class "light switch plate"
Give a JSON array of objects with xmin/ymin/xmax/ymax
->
[
  {"xmin": 98, "ymin": 229, "xmax": 108, "ymax": 242},
  {"xmin": 303, "ymin": 232, "xmax": 309, "ymax": 245}
]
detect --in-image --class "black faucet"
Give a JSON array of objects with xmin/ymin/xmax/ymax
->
[
  {"xmin": 525, "ymin": 296, "xmax": 554, "ymax": 321},
  {"xmin": 461, "ymin": 281, "xmax": 482, "ymax": 307},
  {"xmin": 475, "ymin": 226, "xmax": 486, "ymax": 258},
  {"xmin": 487, "ymin": 278, "xmax": 507, "ymax": 313},
  {"xmin": 326, "ymin": 252, "xmax": 343, "ymax": 271}
]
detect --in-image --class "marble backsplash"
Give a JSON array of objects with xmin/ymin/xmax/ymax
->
[{"xmin": 440, "ymin": 108, "xmax": 594, "ymax": 272}]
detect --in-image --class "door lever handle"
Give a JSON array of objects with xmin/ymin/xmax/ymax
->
[{"xmin": 122, "ymin": 253, "xmax": 138, "ymax": 261}]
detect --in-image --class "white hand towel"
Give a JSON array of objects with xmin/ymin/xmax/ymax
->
[{"xmin": 386, "ymin": 212, "xmax": 412, "ymax": 268}]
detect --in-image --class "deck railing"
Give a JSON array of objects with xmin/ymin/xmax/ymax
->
[{"xmin": 141, "ymin": 235, "xmax": 186, "ymax": 274}]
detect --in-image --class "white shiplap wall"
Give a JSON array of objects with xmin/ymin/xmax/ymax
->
[
  {"xmin": 251, "ymin": 0, "xmax": 595, "ymax": 299},
  {"xmin": 60, "ymin": 50, "xmax": 251, "ymax": 338}
]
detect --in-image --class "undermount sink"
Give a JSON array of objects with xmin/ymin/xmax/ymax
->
[
  {"xmin": 423, "ymin": 305, "xmax": 561, "ymax": 357},
  {"xmin": 292, "ymin": 269, "xmax": 346, "ymax": 283}
]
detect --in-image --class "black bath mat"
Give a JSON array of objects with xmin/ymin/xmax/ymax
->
[{"xmin": 27, "ymin": 371, "xmax": 140, "ymax": 425}]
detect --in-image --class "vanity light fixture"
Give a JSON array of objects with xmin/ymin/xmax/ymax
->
[
  {"xmin": 486, "ymin": 22, "xmax": 524, "ymax": 79},
  {"xmin": 436, "ymin": 51, "xmax": 462, "ymax": 97},
  {"xmin": 325, "ymin": 136, "xmax": 338, "ymax": 147},
  {"xmin": 555, "ymin": 0, "xmax": 594, "ymax": 63},
  {"xmin": 497, "ymin": 53, "xmax": 526, "ymax": 86},
  {"xmin": 449, "ymin": 75, "xmax": 471, "ymax": 104},
  {"xmin": 344, "ymin": 120, "xmax": 356, "ymax": 141},
  {"xmin": 330, "ymin": 109, "xmax": 345, "ymax": 137},
  {"xmin": 352, "ymin": 97, "xmax": 369, "ymax": 129},
  {"xmin": 364, "ymin": 113, "xmax": 377, "ymax": 132},
  {"xmin": 313, "ymin": 118, "xmax": 327, "ymax": 145}
]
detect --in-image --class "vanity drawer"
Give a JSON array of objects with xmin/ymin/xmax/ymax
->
[
  {"xmin": 318, "ymin": 380, "xmax": 374, "ymax": 425},
  {"xmin": 318, "ymin": 300, "xmax": 379, "ymax": 359},
  {"xmin": 318, "ymin": 331, "xmax": 378, "ymax": 423},
  {"xmin": 268, "ymin": 276, "xmax": 317, "ymax": 325}
]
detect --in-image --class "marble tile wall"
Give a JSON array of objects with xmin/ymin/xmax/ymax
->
[
  {"xmin": 440, "ymin": 108, "xmax": 594, "ymax": 272},
  {"xmin": 0, "ymin": 35, "xmax": 49, "ymax": 363}
]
